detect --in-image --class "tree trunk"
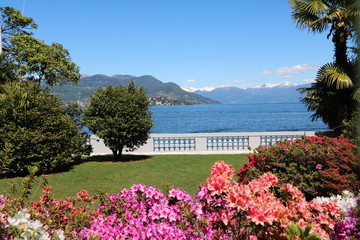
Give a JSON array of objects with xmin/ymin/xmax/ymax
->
[
  {"xmin": 112, "ymin": 145, "xmax": 124, "ymax": 161},
  {"xmin": 333, "ymin": 27, "xmax": 348, "ymax": 68},
  {"xmin": 0, "ymin": 23, "xmax": 2, "ymax": 55}
]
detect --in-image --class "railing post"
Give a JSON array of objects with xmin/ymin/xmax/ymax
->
[
  {"xmin": 139, "ymin": 136, "xmax": 154, "ymax": 152},
  {"xmin": 196, "ymin": 136, "xmax": 207, "ymax": 151},
  {"xmin": 249, "ymin": 136, "xmax": 261, "ymax": 150}
]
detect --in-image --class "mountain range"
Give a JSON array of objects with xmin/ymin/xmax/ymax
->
[
  {"xmin": 51, "ymin": 74, "xmax": 309, "ymax": 105},
  {"xmin": 51, "ymin": 74, "xmax": 218, "ymax": 105},
  {"xmin": 194, "ymin": 82, "xmax": 309, "ymax": 104}
]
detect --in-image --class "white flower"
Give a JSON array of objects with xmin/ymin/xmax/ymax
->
[
  {"xmin": 7, "ymin": 208, "xmax": 51, "ymax": 240},
  {"xmin": 7, "ymin": 208, "xmax": 30, "ymax": 227},
  {"xmin": 313, "ymin": 190, "xmax": 359, "ymax": 213},
  {"xmin": 27, "ymin": 219, "xmax": 43, "ymax": 231},
  {"xmin": 55, "ymin": 229, "xmax": 66, "ymax": 240}
]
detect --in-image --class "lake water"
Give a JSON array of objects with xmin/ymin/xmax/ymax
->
[{"xmin": 150, "ymin": 103, "xmax": 329, "ymax": 133}]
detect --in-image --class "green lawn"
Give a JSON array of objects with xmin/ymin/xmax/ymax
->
[{"xmin": 0, "ymin": 154, "xmax": 248, "ymax": 200}]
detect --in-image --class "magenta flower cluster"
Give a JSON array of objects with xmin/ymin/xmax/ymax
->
[
  {"xmin": 77, "ymin": 185, "xmax": 211, "ymax": 239},
  {"xmin": 330, "ymin": 199, "xmax": 360, "ymax": 240}
]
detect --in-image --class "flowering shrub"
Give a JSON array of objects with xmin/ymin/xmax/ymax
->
[
  {"xmin": 330, "ymin": 198, "xmax": 360, "ymax": 240},
  {"xmin": 77, "ymin": 185, "xmax": 210, "ymax": 239},
  {"xmin": 0, "ymin": 160, "xmax": 355, "ymax": 239},
  {"xmin": 7, "ymin": 208, "xmax": 65, "ymax": 240},
  {"xmin": 28, "ymin": 187, "xmax": 103, "ymax": 238},
  {"xmin": 197, "ymin": 161, "xmax": 340, "ymax": 239},
  {"xmin": 237, "ymin": 136, "xmax": 360, "ymax": 200}
]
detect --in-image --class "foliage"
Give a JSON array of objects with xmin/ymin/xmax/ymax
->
[
  {"xmin": 0, "ymin": 7, "xmax": 80, "ymax": 85},
  {"xmin": 340, "ymin": 111, "xmax": 360, "ymax": 148},
  {"xmin": 290, "ymin": 0, "xmax": 360, "ymax": 134},
  {"xmin": 0, "ymin": 55, "xmax": 17, "ymax": 84},
  {"xmin": 84, "ymin": 81, "xmax": 153, "ymax": 160},
  {"xmin": 298, "ymin": 62, "xmax": 358, "ymax": 132},
  {"xmin": 237, "ymin": 136, "xmax": 360, "ymax": 200},
  {"xmin": 284, "ymin": 224, "xmax": 321, "ymax": 240},
  {"xmin": 0, "ymin": 81, "xmax": 91, "ymax": 177}
]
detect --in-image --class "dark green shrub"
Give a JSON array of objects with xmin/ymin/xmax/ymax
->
[
  {"xmin": 84, "ymin": 81, "xmax": 153, "ymax": 160},
  {"xmin": 237, "ymin": 136, "xmax": 360, "ymax": 200},
  {"xmin": 0, "ymin": 82, "xmax": 91, "ymax": 177}
]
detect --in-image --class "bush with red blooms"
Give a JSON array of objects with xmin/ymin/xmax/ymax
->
[{"xmin": 237, "ymin": 136, "xmax": 360, "ymax": 200}]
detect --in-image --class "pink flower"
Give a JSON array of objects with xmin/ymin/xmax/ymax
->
[
  {"xmin": 281, "ymin": 183, "xmax": 304, "ymax": 199},
  {"xmin": 210, "ymin": 161, "xmax": 234, "ymax": 179},
  {"xmin": 315, "ymin": 164, "xmax": 322, "ymax": 170},
  {"xmin": 206, "ymin": 175, "xmax": 231, "ymax": 196}
]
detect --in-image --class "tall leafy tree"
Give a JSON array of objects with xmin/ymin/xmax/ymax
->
[
  {"xmin": 84, "ymin": 82, "xmax": 153, "ymax": 160},
  {"xmin": 0, "ymin": 7, "xmax": 80, "ymax": 85},
  {"xmin": 0, "ymin": 82, "xmax": 91, "ymax": 177},
  {"xmin": 290, "ymin": 0, "xmax": 359, "ymax": 133}
]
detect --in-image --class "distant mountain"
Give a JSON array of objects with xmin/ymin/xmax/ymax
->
[
  {"xmin": 195, "ymin": 83, "xmax": 309, "ymax": 104},
  {"xmin": 51, "ymin": 74, "xmax": 218, "ymax": 105}
]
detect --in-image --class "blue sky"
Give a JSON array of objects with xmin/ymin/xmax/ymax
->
[{"xmin": 2, "ymin": 0, "xmax": 334, "ymax": 90}]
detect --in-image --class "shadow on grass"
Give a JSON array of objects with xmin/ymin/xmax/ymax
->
[
  {"xmin": 0, "ymin": 155, "xmax": 152, "ymax": 180},
  {"xmin": 79, "ymin": 154, "xmax": 152, "ymax": 163}
]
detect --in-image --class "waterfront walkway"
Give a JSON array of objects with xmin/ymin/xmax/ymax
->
[{"xmin": 90, "ymin": 131, "xmax": 315, "ymax": 156}]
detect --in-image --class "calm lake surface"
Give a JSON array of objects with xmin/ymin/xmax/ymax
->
[{"xmin": 150, "ymin": 103, "xmax": 329, "ymax": 133}]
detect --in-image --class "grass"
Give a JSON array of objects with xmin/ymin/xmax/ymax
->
[{"xmin": 0, "ymin": 154, "xmax": 248, "ymax": 200}]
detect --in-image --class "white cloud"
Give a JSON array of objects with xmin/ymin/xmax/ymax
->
[
  {"xmin": 283, "ymin": 75, "xmax": 292, "ymax": 79},
  {"xmin": 258, "ymin": 70, "xmax": 273, "ymax": 76},
  {"xmin": 186, "ymin": 79, "xmax": 196, "ymax": 83},
  {"xmin": 276, "ymin": 64, "xmax": 317, "ymax": 75},
  {"xmin": 234, "ymin": 80, "xmax": 244, "ymax": 83},
  {"xmin": 303, "ymin": 78, "xmax": 315, "ymax": 83}
]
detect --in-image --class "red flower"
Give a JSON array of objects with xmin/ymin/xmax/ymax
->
[{"xmin": 42, "ymin": 187, "xmax": 51, "ymax": 194}]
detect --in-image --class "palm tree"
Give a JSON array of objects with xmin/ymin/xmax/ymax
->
[
  {"xmin": 290, "ymin": 0, "xmax": 359, "ymax": 133},
  {"xmin": 290, "ymin": 0, "xmax": 358, "ymax": 67}
]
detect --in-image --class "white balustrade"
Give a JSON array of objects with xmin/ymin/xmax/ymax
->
[{"xmin": 89, "ymin": 131, "xmax": 315, "ymax": 155}]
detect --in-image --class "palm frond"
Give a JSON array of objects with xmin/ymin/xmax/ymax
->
[
  {"xmin": 290, "ymin": 0, "xmax": 330, "ymax": 32},
  {"xmin": 316, "ymin": 62, "xmax": 353, "ymax": 89},
  {"xmin": 324, "ymin": 66, "xmax": 353, "ymax": 89},
  {"xmin": 352, "ymin": 88, "xmax": 360, "ymax": 101}
]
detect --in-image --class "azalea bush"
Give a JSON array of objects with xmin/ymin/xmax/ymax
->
[
  {"xmin": 312, "ymin": 190, "xmax": 360, "ymax": 240},
  {"xmin": 237, "ymin": 136, "xmax": 360, "ymax": 200},
  {"xmin": 196, "ymin": 161, "xmax": 340, "ymax": 239},
  {"xmin": 0, "ymin": 161, "xmax": 358, "ymax": 239},
  {"xmin": 77, "ymin": 185, "xmax": 209, "ymax": 239}
]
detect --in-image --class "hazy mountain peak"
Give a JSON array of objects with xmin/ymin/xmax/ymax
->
[
  {"xmin": 249, "ymin": 81, "xmax": 298, "ymax": 89},
  {"xmin": 194, "ymin": 83, "xmax": 308, "ymax": 104},
  {"xmin": 182, "ymin": 87, "xmax": 216, "ymax": 92}
]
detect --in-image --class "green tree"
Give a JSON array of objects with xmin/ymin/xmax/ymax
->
[
  {"xmin": 0, "ymin": 7, "xmax": 80, "ymax": 85},
  {"xmin": 84, "ymin": 82, "xmax": 153, "ymax": 160},
  {"xmin": 0, "ymin": 81, "xmax": 91, "ymax": 177},
  {"xmin": 290, "ymin": 0, "xmax": 359, "ymax": 133}
]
